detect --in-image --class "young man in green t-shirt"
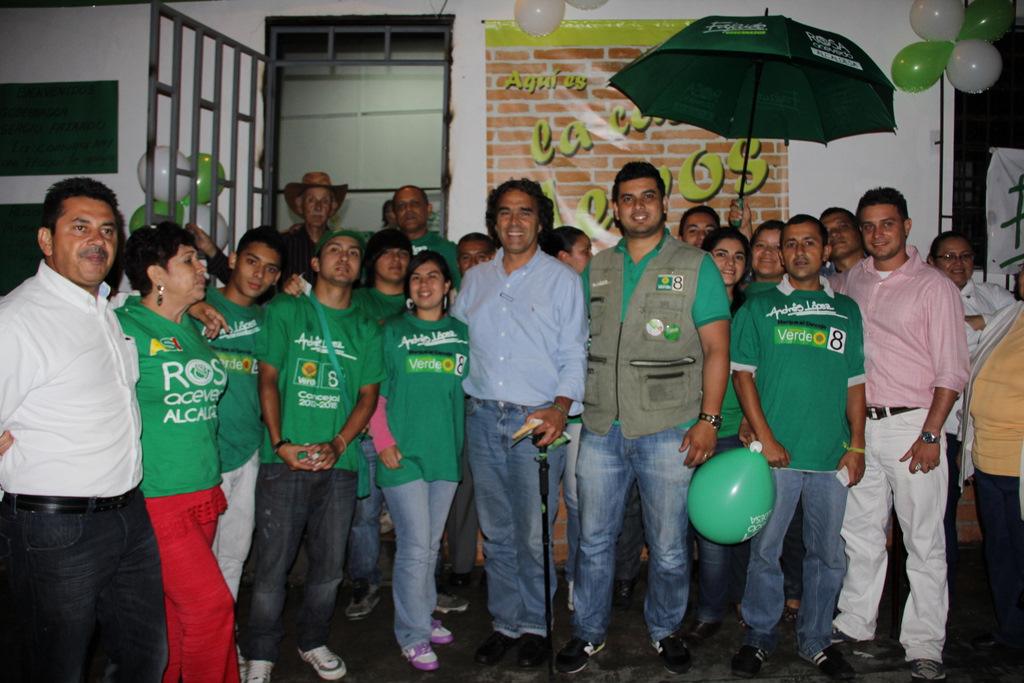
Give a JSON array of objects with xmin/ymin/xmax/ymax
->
[
  {"xmin": 204, "ymin": 227, "xmax": 284, "ymax": 602},
  {"xmin": 244, "ymin": 229, "xmax": 386, "ymax": 683},
  {"xmin": 728, "ymin": 215, "xmax": 866, "ymax": 680}
]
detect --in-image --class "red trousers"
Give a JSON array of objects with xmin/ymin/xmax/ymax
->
[{"xmin": 147, "ymin": 487, "xmax": 239, "ymax": 683}]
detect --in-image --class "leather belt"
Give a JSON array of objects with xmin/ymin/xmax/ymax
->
[
  {"xmin": 866, "ymin": 406, "xmax": 917, "ymax": 421},
  {"xmin": 1, "ymin": 487, "xmax": 136, "ymax": 514}
]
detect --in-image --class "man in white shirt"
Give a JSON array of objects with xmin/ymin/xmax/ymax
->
[
  {"xmin": 926, "ymin": 231, "xmax": 1015, "ymax": 595},
  {"xmin": 0, "ymin": 177, "xmax": 167, "ymax": 682}
]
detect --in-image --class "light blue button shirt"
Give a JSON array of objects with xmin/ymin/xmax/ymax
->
[{"xmin": 452, "ymin": 248, "xmax": 588, "ymax": 412}]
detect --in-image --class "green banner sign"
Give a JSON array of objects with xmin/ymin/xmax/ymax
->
[
  {"xmin": 0, "ymin": 80, "xmax": 118, "ymax": 176},
  {"xmin": 0, "ymin": 203, "xmax": 43, "ymax": 295}
]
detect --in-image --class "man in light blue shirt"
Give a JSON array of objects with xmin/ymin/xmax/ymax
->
[{"xmin": 452, "ymin": 178, "xmax": 588, "ymax": 669}]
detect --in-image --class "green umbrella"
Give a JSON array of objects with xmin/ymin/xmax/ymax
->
[{"xmin": 609, "ymin": 14, "xmax": 897, "ymax": 197}]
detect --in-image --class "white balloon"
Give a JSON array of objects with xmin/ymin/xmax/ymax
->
[
  {"xmin": 514, "ymin": 0, "xmax": 565, "ymax": 37},
  {"xmin": 190, "ymin": 203, "xmax": 231, "ymax": 249},
  {"xmin": 567, "ymin": 0, "xmax": 608, "ymax": 8},
  {"xmin": 137, "ymin": 147, "xmax": 191, "ymax": 203},
  {"xmin": 909, "ymin": 0, "xmax": 965, "ymax": 42},
  {"xmin": 946, "ymin": 39, "xmax": 1003, "ymax": 94}
]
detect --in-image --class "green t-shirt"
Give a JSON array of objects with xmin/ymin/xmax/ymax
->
[
  {"xmin": 255, "ymin": 292, "xmax": 386, "ymax": 472},
  {"xmin": 352, "ymin": 287, "xmax": 406, "ymax": 324},
  {"xmin": 116, "ymin": 297, "xmax": 226, "ymax": 498},
  {"xmin": 411, "ymin": 232, "xmax": 461, "ymax": 289},
  {"xmin": 198, "ymin": 287, "xmax": 264, "ymax": 473},
  {"xmin": 720, "ymin": 308, "xmax": 742, "ymax": 437},
  {"xmin": 377, "ymin": 313, "xmax": 469, "ymax": 487},
  {"xmin": 744, "ymin": 280, "xmax": 780, "ymax": 298},
  {"xmin": 730, "ymin": 283, "xmax": 865, "ymax": 471}
]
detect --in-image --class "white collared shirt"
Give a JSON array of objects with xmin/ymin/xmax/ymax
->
[
  {"xmin": 944, "ymin": 278, "xmax": 1016, "ymax": 435},
  {"xmin": 0, "ymin": 262, "xmax": 143, "ymax": 496},
  {"xmin": 960, "ymin": 279, "xmax": 1016, "ymax": 353}
]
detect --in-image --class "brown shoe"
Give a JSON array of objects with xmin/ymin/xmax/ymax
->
[{"xmin": 682, "ymin": 620, "xmax": 721, "ymax": 646}]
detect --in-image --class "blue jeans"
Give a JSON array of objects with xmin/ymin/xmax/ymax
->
[
  {"xmin": 245, "ymin": 464, "xmax": 358, "ymax": 662},
  {"xmin": 563, "ymin": 421, "xmax": 582, "ymax": 583},
  {"xmin": 944, "ymin": 433, "xmax": 962, "ymax": 594},
  {"xmin": 346, "ymin": 438, "xmax": 383, "ymax": 588},
  {"xmin": 572, "ymin": 424, "xmax": 695, "ymax": 643},
  {"xmin": 614, "ymin": 482, "xmax": 645, "ymax": 581},
  {"xmin": 743, "ymin": 468, "xmax": 848, "ymax": 657},
  {"xmin": 383, "ymin": 478, "xmax": 459, "ymax": 649},
  {"xmin": 0, "ymin": 491, "xmax": 167, "ymax": 682},
  {"xmin": 974, "ymin": 468, "xmax": 1024, "ymax": 649},
  {"xmin": 466, "ymin": 398, "xmax": 566, "ymax": 638}
]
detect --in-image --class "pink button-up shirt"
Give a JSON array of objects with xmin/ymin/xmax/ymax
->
[{"xmin": 832, "ymin": 245, "xmax": 969, "ymax": 408}]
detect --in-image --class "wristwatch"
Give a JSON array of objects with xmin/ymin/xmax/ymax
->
[
  {"xmin": 920, "ymin": 431, "xmax": 939, "ymax": 444},
  {"xmin": 273, "ymin": 438, "xmax": 291, "ymax": 453},
  {"xmin": 698, "ymin": 412, "xmax": 723, "ymax": 430}
]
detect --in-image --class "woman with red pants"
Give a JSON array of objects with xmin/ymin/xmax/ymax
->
[{"xmin": 117, "ymin": 222, "xmax": 238, "ymax": 682}]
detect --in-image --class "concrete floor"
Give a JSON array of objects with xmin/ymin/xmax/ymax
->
[{"xmin": 2, "ymin": 545, "xmax": 1022, "ymax": 682}]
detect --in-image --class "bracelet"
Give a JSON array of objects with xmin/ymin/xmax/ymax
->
[
  {"xmin": 843, "ymin": 442, "xmax": 865, "ymax": 453},
  {"xmin": 273, "ymin": 438, "xmax": 291, "ymax": 453},
  {"xmin": 336, "ymin": 434, "xmax": 348, "ymax": 453},
  {"xmin": 550, "ymin": 403, "xmax": 568, "ymax": 418}
]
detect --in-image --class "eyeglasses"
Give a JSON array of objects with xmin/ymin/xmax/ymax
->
[{"xmin": 936, "ymin": 252, "xmax": 974, "ymax": 263}]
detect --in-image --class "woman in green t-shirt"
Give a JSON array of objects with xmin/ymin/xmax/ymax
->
[
  {"xmin": 368, "ymin": 250, "xmax": 468, "ymax": 671},
  {"xmin": 117, "ymin": 223, "xmax": 237, "ymax": 683},
  {"xmin": 686, "ymin": 228, "xmax": 752, "ymax": 643}
]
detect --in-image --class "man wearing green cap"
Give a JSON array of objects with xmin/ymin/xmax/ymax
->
[{"xmin": 243, "ymin": 229, "xmax": 386, "ymax": 683}]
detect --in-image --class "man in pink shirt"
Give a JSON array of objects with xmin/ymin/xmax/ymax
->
[{"xmin": 829, "ymin": 187, "xmax": 969, "ymax": 682}]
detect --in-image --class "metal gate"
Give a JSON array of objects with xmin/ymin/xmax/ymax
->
[{"xmin": 141, "ymin": 0, "xmax": 270, "ymax": 251}]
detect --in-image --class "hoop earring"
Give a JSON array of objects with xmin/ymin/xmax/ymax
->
[
  {"xmin": 406, "ymin": 297, "xmax": 415, "ymax": 311},
  {"xmin": 157, "ymin": 284, "xmax": 165, "ymax": 306}
]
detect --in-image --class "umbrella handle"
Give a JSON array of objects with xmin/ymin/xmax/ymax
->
[{"xmin": 730, "ymin": 196, "xmax": 744, "ymax": 228}]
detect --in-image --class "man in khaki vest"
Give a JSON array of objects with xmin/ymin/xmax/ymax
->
[{"xmin": 556, "ymin": 161, "xmax": 731, "ymax": 675}]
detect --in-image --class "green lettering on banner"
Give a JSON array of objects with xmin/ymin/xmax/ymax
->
[{"xmin": 0, "ymin": 80, "xmax": 118, "ymax": 176}]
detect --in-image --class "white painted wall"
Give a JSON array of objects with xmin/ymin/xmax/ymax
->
[{"xmin": 0, "ymin": 0, "xmax": 958, "ymax": 256}]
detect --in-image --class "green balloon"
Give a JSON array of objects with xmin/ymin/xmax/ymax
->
[
  {"xmin": 891, "ymin": 41, "xmax": 954, "ymax": 93},
  {"xmin": 129, "ymin": 201, "xmax": 185, "ymax": 233},
  {"xmin": 957, "ymin": 0, "xmax": 1014, "ymax": 43},
  {"xmin": 687, "ymin": 447, "xmax": 776, "ymax": 545},
  {"xmin": 189, "ymin": 153, "xmax": 226, "ymax": 204}
]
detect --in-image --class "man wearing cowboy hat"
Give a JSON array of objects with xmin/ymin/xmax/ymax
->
[{"xmin": 278, "ymin": 172, "xmax": 349, "ymax": 293}]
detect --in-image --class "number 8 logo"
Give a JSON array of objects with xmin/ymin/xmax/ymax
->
[{"xmin": 828, "ymin": 328, "xmax": 846, "ymax": 353}]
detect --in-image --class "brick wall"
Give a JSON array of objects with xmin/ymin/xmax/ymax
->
[{"xmin": 485, "ymin": 40, "xmax": 790, "ymax": 241}]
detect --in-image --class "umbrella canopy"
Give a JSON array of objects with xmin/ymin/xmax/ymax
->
[{"xmin": 609, "ymin": 15, "xmax": 896, "ymax": 146}]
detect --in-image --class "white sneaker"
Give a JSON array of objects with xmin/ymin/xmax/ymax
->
[
  {"xmin": 298, "ymin": 645, "xmax": 347, "ymax": 680},
  {"xmin": 245, "ymin": 659, "xmax": 273, "ymax": 683},
  {"xmin": 236, "ymin": 644, "xmax": 247, "ymax": 678}
]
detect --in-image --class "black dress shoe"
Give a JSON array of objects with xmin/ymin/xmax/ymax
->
[
  {"xmin": 611, "ymin": 577, "xmax": 638, "ymax": 612},
  {"xmin": 517, "ymin": 633, "xmax": 550, "ymax": 668},
  {"xmin": 448, "ymin": 571, "xmax": 472, "ymax": 587},
  {"xmin": 682, "ymin": 620, "xmax": 721, "ymax": 646},
  {"xmin": 971, "ymin": 633, "xmax": 1007, "ymax": 650},
  {"xmin": 474, "ymin": 631, "xmax": 520, "ymax": 666}
]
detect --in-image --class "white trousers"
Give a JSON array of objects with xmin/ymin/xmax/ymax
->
[
  {"xmin": 211, "ymin": 451, "xmax": 260, "ymax": 601},
  {"xmin": 833, "ymin": 410, "xmax": 948, "ymax": 661}
]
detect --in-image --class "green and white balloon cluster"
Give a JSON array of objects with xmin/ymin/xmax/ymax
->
[
  {"xmin": 892, "ymin": 0, "xmax": 1014, "ymax": 94},
  {"xmin": 513, "ymin": 0, "xmax": 608, "ymax": 38},
  {"xmin": 130, "ymin": 146, "xmax": 227, "ymax": 247}
]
